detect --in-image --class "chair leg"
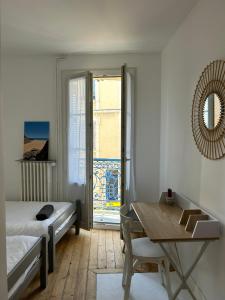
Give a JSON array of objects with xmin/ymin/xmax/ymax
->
[
  {"xmin": 164, "ymin": 259, "xmax": 172, "ymax": 300},
  {"xmin": 124, "ymin": 262, "xmax": 133, "ymax": 300},
  {"xmin": 122, "ymin": 242, "xmax": 126, "ymax": 253},
  {"xmin": 158, "ymin": 262, "xmax": 165, "ymax": 287},
  {"xmin": 122, "ymin": 253, "xmax": 129, "ymax": 287}
]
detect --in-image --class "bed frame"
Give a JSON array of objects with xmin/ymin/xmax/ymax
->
[
  {"xmin": 48, "ymin": 199, "xmax": 81, "ymax": 272},
  {"xmin": 7, "ymin": 236, "xmax": 47, "ymax": 300}
]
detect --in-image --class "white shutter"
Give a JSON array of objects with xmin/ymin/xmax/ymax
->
[{"xmin": 62, "ymin": 72, "xmax": 93, "ymax": 230}]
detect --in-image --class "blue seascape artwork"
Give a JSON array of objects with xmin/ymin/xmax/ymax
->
[{"xmin": 23, "ymin": 121, "xmax": 49, "ymax": 161}]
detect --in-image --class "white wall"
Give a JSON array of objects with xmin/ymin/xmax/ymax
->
[
  {"xmin": 161, "ymin": 0, "xmax": 225, "ymax": 299},
  {"xmin": 0, "ymin": 41, "xmax": 8, "ymax": 300},
  {"xmin": 0, "ymin": 100, "xmax": 7, "ymax": 299},
  {"xmin": 2, "ymin": 53, "xmax": 161, "ymax": 203},
  {"xmin": 58, "ymin": 53, "xmax": 161, "ymax": 202},
  {"xmin": 2, "ymin": 55, "xmax": 57, "ymax": 200}
]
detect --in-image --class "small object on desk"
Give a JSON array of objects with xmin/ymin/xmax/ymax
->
[
  {"xmin": 168, "ymin": 188, "xmax": 172, "ymax": 197},
  {"xmin": 166, "ymin": 188, "xmax": 175, "ymax": 205}
]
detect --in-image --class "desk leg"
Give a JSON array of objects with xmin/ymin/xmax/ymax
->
[{"xmin": 159, "ymin": 241, "xmax": 210, "ymax": 300}]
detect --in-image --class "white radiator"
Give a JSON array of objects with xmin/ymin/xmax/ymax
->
[{"xmin": 20, "ymin": 161, "xmax": 56, "ymax": 202}]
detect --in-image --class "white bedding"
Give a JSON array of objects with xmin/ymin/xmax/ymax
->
[
  {"xmin": 6, "ymin": 201, "xmax": 74, "ymax": 237},
  {"xmin": 7, "ymin": 235, "xmax": 39, "ymax": 298}
]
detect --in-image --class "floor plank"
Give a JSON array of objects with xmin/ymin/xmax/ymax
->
[
  {"xmin": 89, "ymin": 230, "xmax": 99, "ymax": 270},
  {"xmin": 73, "ymin": 230, "xmax": 91, "ymax": 300},
  {"xmin": 85, "ymin": 270, "xmax": 96, "ymax": 300},
  {"xmin": 62, "ymin": 233, "xmax": 84, "ymax": 300},
  {"xmin": 105, "ymin": 230, "xmax": 115, "ymax": 269},
  {"xmin": 97, "ymin": 230, "xmax": 107, "ymax": 269},
  {"xmin": 50, "ymin": 233, "xmax": 75, "ymax": 299},
  {"xmin": 112, "ymin": 231, "xmax": 124, "ymax": 269}
]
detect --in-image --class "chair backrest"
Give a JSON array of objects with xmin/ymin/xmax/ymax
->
[
  {"xmin": 122, "ymin": 219, "xmax": 133, "ymax": 257},
  {"xmin": 120, "ymin": 204, "xmax": 143, "ymax": 233},
  {"xmin": 120, "ymin": 204, "xmax": 130, "ymax": 224}
]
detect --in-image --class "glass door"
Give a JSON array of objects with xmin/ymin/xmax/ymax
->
[{"xmin": 92, "ymin": 76, "xmax": 122, "ymax": 226}]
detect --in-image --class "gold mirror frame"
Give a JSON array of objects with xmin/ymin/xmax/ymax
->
[{"xmin": 192, "ymin": 60, "xmax": 225, "ymax": 160}]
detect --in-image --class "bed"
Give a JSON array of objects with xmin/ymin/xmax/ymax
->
[
  {"xmin": 6, "ymin": 200, "xmax": 81, "ymax": 272},
  {"xmin": 7, "ymin": 235, "xmax": 47, "ymax": 300}
]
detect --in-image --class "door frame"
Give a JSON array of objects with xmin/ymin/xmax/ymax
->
[{"xmin": 57, "ymin": 67, "xmax": 136, "ymax": 230}]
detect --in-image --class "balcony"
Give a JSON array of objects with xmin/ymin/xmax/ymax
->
[{"xmin": 93, "ymin": 158, "xmax": 121, "ymax": 224}]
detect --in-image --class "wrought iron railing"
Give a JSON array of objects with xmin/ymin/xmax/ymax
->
[{"xmin": 93, "ymin": 158, "xmax": 121, "ymax": 211}]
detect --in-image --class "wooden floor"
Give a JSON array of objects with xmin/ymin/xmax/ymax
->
[{"xmin": 21, "ymin": 229, "xmax": 124, "ymax": 300}]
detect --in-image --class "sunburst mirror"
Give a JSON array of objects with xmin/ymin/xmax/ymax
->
[{"xmin": 192, "ymin": 60, "xmax": 225, "ymax": 160}]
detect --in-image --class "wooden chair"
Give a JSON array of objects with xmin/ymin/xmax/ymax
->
[
  {"xmin": 122, "ymin": 219, "xmax": 171, "ymax": 300},
  {"xmin": 120, "ymin": 204, "xmax": 143, "ymax": 253}
]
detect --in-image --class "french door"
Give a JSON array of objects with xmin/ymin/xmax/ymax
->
[{"xmin": 61, "ymin": 66, "xmax": 134, "ymax": 230}]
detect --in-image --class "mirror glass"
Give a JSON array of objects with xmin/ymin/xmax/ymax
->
[{"xmin": 203, "ymin": 93, "xmax": 221, "ymax": 129}]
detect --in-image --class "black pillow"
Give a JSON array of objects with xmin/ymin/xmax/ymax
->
[{"xmin": 36, "ymin": 204, "xmax": 54, "ymax": 221}]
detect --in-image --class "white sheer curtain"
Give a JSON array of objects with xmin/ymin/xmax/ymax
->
[
  {"xmin": 124, "ymin": 71, "xmax": 136, "ymax": 205},
  {"xmin": 60, "ymin": 71, "xmax": 93, "ymax": 230},
  {"xmin": 68, "ymin": 77, "xmax": 86, "ymax": 185},
  {"xmin": 121, "ymin": 65, "xmax": 136, "ymax": 207}
]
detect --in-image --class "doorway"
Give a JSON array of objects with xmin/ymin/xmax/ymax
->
[
  {"xmin": 92, "ymin": 76, "xmax": 122, "ymax": 226},
  {"xmin": 64, "ymin": 65, "xmax": 133, "ymax": 231}
]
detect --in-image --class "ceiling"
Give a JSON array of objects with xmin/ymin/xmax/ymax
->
[{"xmin": 1, "ymin": 0, "xmax": 198, "ymax": 55}]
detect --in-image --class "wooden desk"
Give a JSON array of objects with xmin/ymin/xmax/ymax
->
[
  {"xmin": 132, "ymin": 202, "xmax": 219, "ymax": 242},
  {"xmin": 132, "ymin": 202, "xmax": 219, "ymax": 300}
]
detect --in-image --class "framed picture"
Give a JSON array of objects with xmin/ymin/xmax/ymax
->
[{"xmin": 23, "ymin": 121, "xmax": 49, "ymax": 160}]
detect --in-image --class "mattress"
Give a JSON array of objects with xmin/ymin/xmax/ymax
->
[
  {"xmin": 6, "ymin": 201, "xmax": 75, "ymax": 237},
  {"xmin": 7, "ymin": 235, "xmax": 39, "ymax": 298}
]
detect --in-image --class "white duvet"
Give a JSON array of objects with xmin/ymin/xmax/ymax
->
[
  {"xmin": 7, "ymin": 235, "xmax": 39, "ymax": 298},
  {"xmin": 6, "ymin": 201, "xmax": 73, "ymax": 237}
]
